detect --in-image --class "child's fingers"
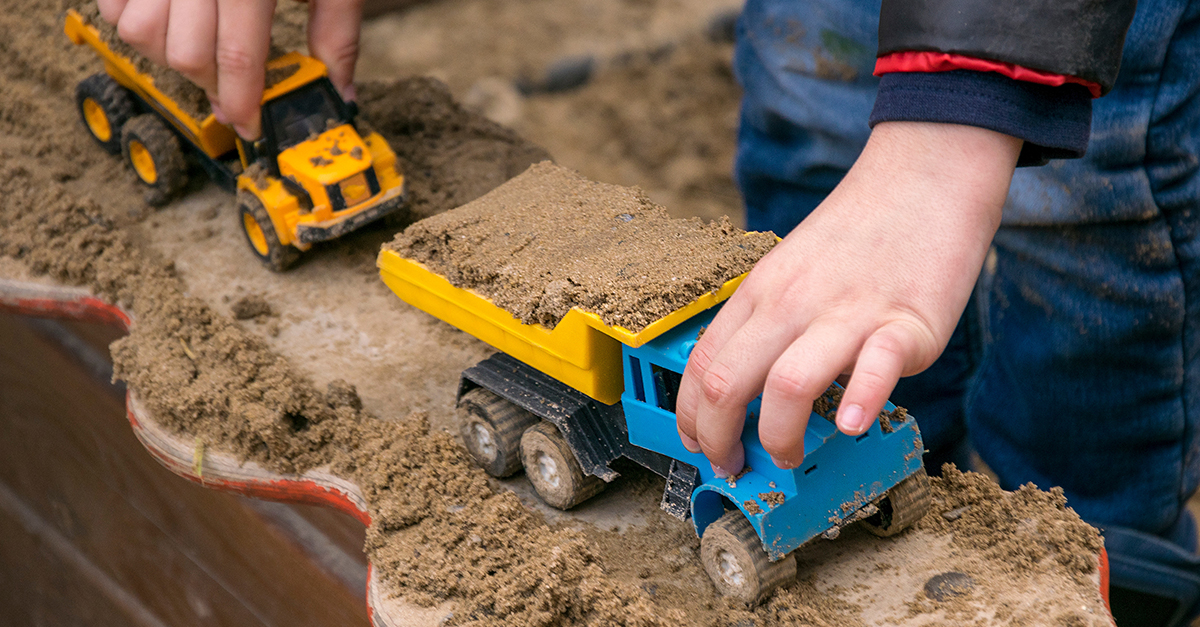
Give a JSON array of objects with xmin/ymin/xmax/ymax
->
[
  {"xmin": 115, "ymin": 0, "xmax": 170, "ymax": 67},
  {"xmin": 166, "ymin": 0, "xmax": 219, "ymax": 95},
  {"xmin": 757, "ymin": 320, "xmax": 860, "ymax": 469},
  {"xmin": 97, "ymin": 0, "xmax": 129, "ymax": 25},
  {"xmin": 675, "ymin": 293, "xmax": 753, "ymax": 452},
  {"xmin": 214, "ymin": 0, "xmax": 276, "ymax": 139},
  {"xmin": 837, "ymin": 320, "xmax": 932, "ymax": 435},
  {"xmin": 308, "ymin": 0, "xmax": 365, "ymax": 101},
  {"xmin": 693, "ymin": 315, "xmax": 795, "ymax": 476}
]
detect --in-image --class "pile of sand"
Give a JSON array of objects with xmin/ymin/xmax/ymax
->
[{"xmin": 388, "ymin": 161, "xmax": 777, "ymax": 331}]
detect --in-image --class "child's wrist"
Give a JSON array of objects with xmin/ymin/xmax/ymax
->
[{"xmin": 856, "ymin": 121, "xmax": 1021, "ymax": 230}]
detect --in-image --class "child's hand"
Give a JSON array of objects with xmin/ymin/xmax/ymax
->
[
  {"xmin": 674, "ymin": 121, "xmax": 1022, "ymax": 476},
  {"xmin": 97, "ymin": 0, "xmax": 364, "ymax": 139}
]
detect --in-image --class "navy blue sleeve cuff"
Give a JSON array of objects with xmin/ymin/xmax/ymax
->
[{"xmin": 868, "ymin": 70, "xmax": 1093, "ymax": 167}]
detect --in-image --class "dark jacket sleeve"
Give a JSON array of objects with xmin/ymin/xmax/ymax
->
[
  {"xmin": 878, "ymin": 0, "xmax": 1138, "ymax": 95},
  {"xmin": 869, "ymin": 71, "xmax": 1093, "ymax": 166}
]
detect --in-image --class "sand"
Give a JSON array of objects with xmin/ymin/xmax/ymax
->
[
  {"xmin": 388, "ymin": 161, "xmax": 776, "ymax": 331},
  {"xmin": 359, "ymin": 1, "xmax": 745, "ymax": 224},
  {"xmin": 900, "ymin": 466, "xmax": 1108, "ymax": 625},
  {"xmin": 0, "ymin": 1, "xmax": 1111, "ymax": 625},
  {"xmin": 518, "ymin": 37, "xmax": 745, "ymax": 225}
]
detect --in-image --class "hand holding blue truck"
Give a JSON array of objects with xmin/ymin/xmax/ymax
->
[{"xmin": 377, "ymin": 166, "xmax": 930, "ymax": 606}]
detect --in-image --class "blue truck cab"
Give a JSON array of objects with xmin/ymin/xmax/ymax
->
[{"xmin": 622, "ymin": 307, "xmax": 927, "ymax": 565}]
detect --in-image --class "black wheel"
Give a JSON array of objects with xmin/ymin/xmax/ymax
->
[
  {"xmin": 238, "ymin": 192, "xmax": 302, "ymax": 272},
  {"xmin": 121, "ymin": 114, "xmax": 187, "ymax": 206},
  {"xmin": 519, "ymin": 421, "xmax": 605, "ymax": 510},
  {"xmin": 861, "ymin": 468, "xmax": 932, "ymax": 537},
  {"xmin": 700, "ymin": 510, "xmax": 796, "ymax": 606},
  {"xmin": 457, "ymin": 387, "xmax": 539, "ymax": 478},
  {"xmin": 76, "ymin": 72, "xmax": 135, "ymax": 155}
]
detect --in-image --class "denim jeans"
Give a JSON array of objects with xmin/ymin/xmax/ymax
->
[{"xmin": 734, "ymin": 0, "xmax": 1200, "ymax": 622}]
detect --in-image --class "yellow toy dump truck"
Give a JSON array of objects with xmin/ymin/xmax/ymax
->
[
  {"xmin": 377, "ymin": 174, "xmax": 929, "ymax": 605},
  {"xmin": 64, "ymin": 10, "xmax": 406, "ymax": 271}
]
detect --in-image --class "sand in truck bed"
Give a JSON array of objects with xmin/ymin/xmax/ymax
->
[{"xmin": 387, "ymin": 161, "xmax": 778, "ymax": 332}]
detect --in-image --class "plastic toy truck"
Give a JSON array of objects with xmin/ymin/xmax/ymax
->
[
  {"xmin": 378, "ymin": 249, "xmax": 930, "ymax": 605},
  {"xmin": 64, "ymin": 10, "xmax": 406, "ymax": 271}
]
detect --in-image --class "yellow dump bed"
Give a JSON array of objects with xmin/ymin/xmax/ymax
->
[
  {"xmin": 65, "ymin": 9, "xmax": 236, "ymax": 158},
  {"xmin": 378, "ymin": 249, "xmax": 746, "ymax": 405}
]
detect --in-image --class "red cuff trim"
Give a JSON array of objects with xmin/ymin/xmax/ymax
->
[{"xmin": 874, "ymin": 51, "xmax": 1103, "ymax": 98}]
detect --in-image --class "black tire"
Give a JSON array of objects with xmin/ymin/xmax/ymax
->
[
  {"xmin": 75, "ymin": 72, "xmax": 135, "ymax": 155},
  {"xmin": 457, "ymin": 387, "xmax": 539, "ymax": 478},
  {"xmin": 700, "ymin": 510, "xmax": 796, "ymax": 606},
  {"xmin": 238, "ymin": 192, "xmax": 302, "ymax": 272},
  {"xmin": 519, "ymin": 421, "xmax": 605, "ymax": 510},
  {"xmin": 120, "ymin": 114, "xmax": 187, "ymax": 206},
  {"xmin": 861, "ymin": 468, "xmax": 932, "ymax": 537}
]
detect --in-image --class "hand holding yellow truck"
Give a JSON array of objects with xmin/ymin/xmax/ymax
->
[{"xmin": 65, "ymin": 9, "xmax": 406, "ymax": 271}]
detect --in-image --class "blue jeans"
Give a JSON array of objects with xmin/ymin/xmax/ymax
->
[{"xmin": 735, "ymin": 0, "xmax": 1200, "ymax": 622}]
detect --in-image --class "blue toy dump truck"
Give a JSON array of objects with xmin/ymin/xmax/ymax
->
[{"xmin": 378, "ymin": 248, "xmax": 929, "ymax": 605}]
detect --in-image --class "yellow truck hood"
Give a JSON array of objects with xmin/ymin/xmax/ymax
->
[{"xmin": 277, "ymin": 125, "xmax": 371, "ymax": 186}]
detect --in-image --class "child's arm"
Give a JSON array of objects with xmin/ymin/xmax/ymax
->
[
  {"xmin": 97, "ymin": 0, "xmax": 364, "ymax": 139},
  {"xmin": 675, "ymin": 121, "xmax": 1022, "ymax": 476},
  {"xmin": 675, "ymin": 0, "xmax": 1138, "ymax": 477}
]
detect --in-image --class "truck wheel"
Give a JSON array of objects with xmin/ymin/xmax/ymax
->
[
  {"xmin": 861, "ymin": 468, "xmax": 932, "ymax": 537},
  {"xmin": 456, "ymin": 387, "xmax": 538, "ymax": 478},
  {"xmin": 121, "ymin": 114, "xmax": 187, "ymax": 206},
  {"xmin": 76, "ymin": 73, "xmax": 135, "ymax": 155},
  {"xmin": 238, "ymin": 193, "xmax": 302, "ymax": 272},
  {"xmin": 519, "ymin": 422, "xmax": 605, "ymax": 510},
  {"xmin": 701, "ymin": 510, "xmax": 796, "ymax": 606}
]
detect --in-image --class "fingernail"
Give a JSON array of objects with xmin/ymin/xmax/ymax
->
[
  {"xmin": 679, "ymin": 431, "xmax": 701, "ymax": 454},
  {"xmin": 233, "ymin": 125, "xmax": 260, "ymax": 141},
  {"xmin": 771, "ymin": 455, "xmax": 796, "ymax": 470},
  {"xmin": 341, "ymin": 83, "xmax": 357, "ymax": 102},
  {"xmin": 837, "ymin": 403, "xmax": 870, "ymax": 434},
  {"xmin": 711, "ymin": 463, "xmax": 731, "ymax": 479}
]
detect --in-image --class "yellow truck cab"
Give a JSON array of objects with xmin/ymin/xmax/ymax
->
[{"xmin": 65, "ymin": 10, "xmax": 406, "ymax": 271}]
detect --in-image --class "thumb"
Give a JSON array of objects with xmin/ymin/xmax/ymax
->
[{"xmin": 307, "ymin": 0, "xmax": 364, "ymax": 101}]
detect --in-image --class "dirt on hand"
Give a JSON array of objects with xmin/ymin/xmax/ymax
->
[{"xmin": 388, "ymin": 161, "xmax": 776, "ymax": 331}]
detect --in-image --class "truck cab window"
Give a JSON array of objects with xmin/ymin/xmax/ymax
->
[
  {"xmin": 265, "ymin": 80, "xmax": 346, "ymax": 151},
  {"xmin": 628, "ymin": 356, "xmax": 646, "ymax": 402},
  {"xmin": 652, "ymin": 364, "xmax": 682, "ymax": 413}
]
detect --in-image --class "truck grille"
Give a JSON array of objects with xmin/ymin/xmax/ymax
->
[
  {"xmin": 339, "ymin": 173, "xmax": 370, "ymax": 207},
  {"xmin": 327, "ymin": 169, "xmax": 383, "ymax": 211}
]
